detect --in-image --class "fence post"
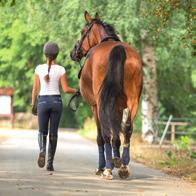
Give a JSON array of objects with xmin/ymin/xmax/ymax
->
[
  {"xmin": 159, "ymin": 115, "xmax": 173, "ymax": 147},
  {"xmin": 171, "ymin": 124, "xmax": 175, "ymax": 143}
]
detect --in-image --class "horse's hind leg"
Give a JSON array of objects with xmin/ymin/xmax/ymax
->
[
  {"xmin": 102, "ymin": 134, "xmax": 113, "ymax": 180},
  {"xmin": 99, "ymin": 117, "xmax": 113, "ymax": 179},
  {"xmin": 112, "ymin": 136, "xmax": 121, "ymax": 158},
  {"xmin": 112, "ymin": 136, "xmax": 121, "ymax": 168},
  {"xmin": 112, "ymin": 110, "xmax": 122, "ymax": 168},
  {"xmin": 118, "ymin": 113, "xmax": 132, "ymax": 179},
  {"xmin": 118, "ymin": 111, "xmax": 132, "ymax": 179},
  {"xmin": 122, "ymin": 111, "xmax": 132, "ymax": 166},
  {"xmin": 92, "ymin": 106, "xmax": 105, "ymax": 175},
  {"xmin": 119, "ymin": 100, "xmax": 138, "ymax": 179}
]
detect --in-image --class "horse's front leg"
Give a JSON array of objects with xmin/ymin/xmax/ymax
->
[{"xmin": 91, "ymin": 106, "xmax": 105, "ymax": 175}]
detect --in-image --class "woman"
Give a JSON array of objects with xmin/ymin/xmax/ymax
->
[{"xmin": 31, "ymin": 42, "xmax": 78, "ymax": 171}]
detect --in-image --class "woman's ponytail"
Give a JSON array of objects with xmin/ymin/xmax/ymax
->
[{"xmin": 44, "ymin": 58, "xmax": 53, "ymax": 82}]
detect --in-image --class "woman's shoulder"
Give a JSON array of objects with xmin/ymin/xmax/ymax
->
[
  {"xmin": 54, "ymin": 64, "xmax": 66, "ymax": 74},
  {"xmin": 36, "ymin": 64, "xmax": 47, "ymax": 69},
  {"xmin": 35, "ymin": 64, "xmax": 47, "ymax": 73},
  {"xmin": 55, "ymin": 64, "xmax": 64, "ymax": 68},
  {"xmin": 55, "ymin": 64, "xmax": 66, "ymax": 70}
]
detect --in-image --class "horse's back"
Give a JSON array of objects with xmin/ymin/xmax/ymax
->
[{"xmin": 90, "ymin": 41, "xmax": 141, "ymax": 76}]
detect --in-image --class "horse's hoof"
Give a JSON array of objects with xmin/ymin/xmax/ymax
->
[
  {"xmin": 95, "ymin": 168, "xmax": 104, "ymax": 175},
  {"xmin": 112, "ymin": 157, "xmax": 122, "ymax": 168},
  {"xmin": 118, "ymin": 165, "xmax": 130, "ymax": 179},
  {"xmin": 101, "ymin": 169, "xmax": 113, "ymax": 180}
]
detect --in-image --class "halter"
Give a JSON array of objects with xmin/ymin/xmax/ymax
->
[
  {"xmin": 75, "ymin": 19, "xmax": 120, "ymax": 62},
  {"xmin": 75, "ymin": 21, "xmax": 96, "ymax": 61}
]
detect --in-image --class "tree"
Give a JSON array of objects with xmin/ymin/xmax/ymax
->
[{"xmin": 0, "ymin": 0, "xmax": 194, "ymax": 130}]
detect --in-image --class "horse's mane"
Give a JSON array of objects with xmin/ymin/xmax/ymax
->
[{"xmin": 93, "ymin": 19, "xmax": 121, "ymax": 41}]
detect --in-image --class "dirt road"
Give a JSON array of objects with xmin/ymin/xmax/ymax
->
[{"xmin": 0, "ymin": 129, "xmax": 195, "ymax": 196}]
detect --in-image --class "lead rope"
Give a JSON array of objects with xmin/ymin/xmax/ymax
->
[
  {"xmin": 68, "ymin": 91, "xmax": 81, "ymax": 112},
  {"xmin": 68, "ymin": 61, "xmax": 82, "ymax": 112}
]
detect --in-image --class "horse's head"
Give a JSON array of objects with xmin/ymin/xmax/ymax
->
[
  {"xmin": 70, "ymin": 11, "xmax": 120, "ymax": 62},
  {"xmin": 70, "ymin": 11, "xmax": 100, "ymax": 62}
]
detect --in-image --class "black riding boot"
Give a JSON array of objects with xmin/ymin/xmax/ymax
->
[
  {"xmin": 46, "ymin": 134, "xmax": 57, "ymax": 171},
  {"xmin": 37, "ymin": 132, "xmax": 47, "ymax": 168}
]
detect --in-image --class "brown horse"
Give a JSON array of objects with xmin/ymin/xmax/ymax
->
[{"xmin": 70, "ymin": 11, "xmax": 142, "ymax": 180}]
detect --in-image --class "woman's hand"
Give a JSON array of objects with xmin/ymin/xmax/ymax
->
[
  {"xmin": 31, "ymin": 104, "xmax": 37, "ymax": 116},
  {"xmin": 75, "ymin": 89, "xmax": 80, "ymax": 96}
]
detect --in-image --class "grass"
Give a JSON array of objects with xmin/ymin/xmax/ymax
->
[
  {"xmin": 131, "ymin": 137, "xmax": 196, "ymax": 183},
  {"xmin": 77, "ymin": 117, "xmax": 97, "ymax": 141}
]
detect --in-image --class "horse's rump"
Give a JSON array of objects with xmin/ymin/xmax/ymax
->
[{"xmin": 80, "ymin": 41, "xmax": 142, "ymax": 103}]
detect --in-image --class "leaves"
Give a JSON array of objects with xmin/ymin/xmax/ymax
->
[{"xmin": 0, "ymin": 0, "xmax": 194, "ymax": 127}]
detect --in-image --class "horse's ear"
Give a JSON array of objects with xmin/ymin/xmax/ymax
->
[
  {"xmin": 95, "ymin": 12, "xmax": 100, "ymax": 20},
  {"xmin": 84, "ymin": 11, "xmax": 92, "ymax": 23}
]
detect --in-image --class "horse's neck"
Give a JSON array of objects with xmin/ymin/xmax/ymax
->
[{"xmin": 94, "ymin": 25, "xmax": 109, "ymax": 44}]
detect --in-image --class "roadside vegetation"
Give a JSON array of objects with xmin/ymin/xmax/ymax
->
[
  {"xmin": 132, "ymin": 134, "xmax": 196, "ymax": 183},
  {"xmin": 78, "ymin": 118, "xmax": 196, "ymax": 183}
]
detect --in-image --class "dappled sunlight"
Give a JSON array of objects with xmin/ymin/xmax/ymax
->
[
  {"xmin": 0, "ymin": 169, "xmax": 159, "ymax": 195},
  {"xmin": 0, "ymin": 129, "xmax": 37, "ymax": 149}
]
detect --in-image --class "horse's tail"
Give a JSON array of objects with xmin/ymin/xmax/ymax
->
[{"xmin": 99, "ymin": 45, "xmax": 126, "ymax": 138}]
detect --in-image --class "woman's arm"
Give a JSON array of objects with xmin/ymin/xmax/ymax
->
[
  {"xmin": 60, "ymin": 73, "xmax": 77, "ymax": 94},
  {"xmin": 31, "ymin": 74, "xmax": 40, "ymax": 105}
]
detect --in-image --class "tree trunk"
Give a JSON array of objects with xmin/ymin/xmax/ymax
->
[{"xmin": 141, "ymin": 40, "xmax": 158, "ymax": 143}]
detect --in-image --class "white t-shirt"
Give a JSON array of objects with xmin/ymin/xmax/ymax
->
[{"xmin": 35, "ymin": 64, "xmax": 66, "ymax": 95}]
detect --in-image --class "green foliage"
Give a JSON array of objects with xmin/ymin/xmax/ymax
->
[
  {"xmin": 156, "ymin": 9, "xmax": 195, "ymax": 117},
  {"xmin": 133, "ymin": 102, "xmax": 142, "ymax": 132},
  {"xmin": 0, "ymin": 0, "xmax": 194, "ymax": 128},
  {"xmin": 161, "ymin": 136, "xmax": 193, "ymax": 167},
  {"xmin": 164, "ymin": 150, "xmax": 178, "ymax": 167},
  {"xmin": 191, "ymin": 151, "xmax": 196, "ymax": 159},
  {"xmin": 159, "ymin": 139, "xmax": 190, "ymax": 168},
  {"xmin": 173, "ymin": 136, "xmax": 191, "ymax": 151},
  {"xmin": 77, "ymin": 117, "xmax": 97, "ymax": 140},
  {"xmin": 0, "ymin": 0, "xmax": 15, "ymax": 7},
  {"xmin": 192, "ymin": 69, "xmax": 196, "ymax": 88}
]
